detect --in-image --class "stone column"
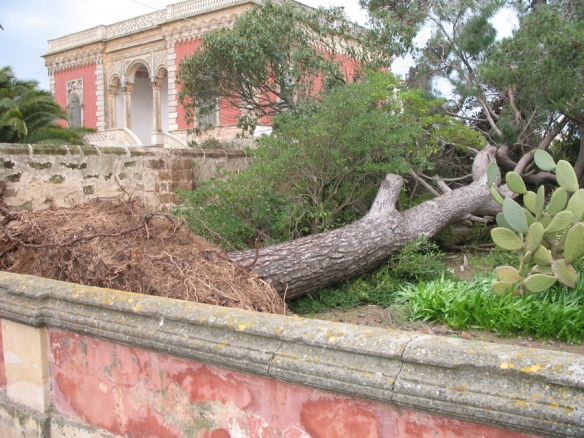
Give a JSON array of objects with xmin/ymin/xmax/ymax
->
[
  {"xmin": 107, "ymin": 86, "xmax": 118, "ymax": 129},
  {"xmin": 122, "ymin": 82, "xmax": 134, "ymax": 130},
  {"xmin": 151, "ymin": 79, "xmax": 164, "ymax": 146}
]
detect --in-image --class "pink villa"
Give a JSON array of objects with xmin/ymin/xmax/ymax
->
[{"xmin": 43, "ymin": 0, "xmax": 273, "ymax": 148}]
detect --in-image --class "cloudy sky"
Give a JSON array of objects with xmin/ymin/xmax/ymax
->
[{"xmin": 0, "ymin": 0, "xmax": 368, "ymax": 91}]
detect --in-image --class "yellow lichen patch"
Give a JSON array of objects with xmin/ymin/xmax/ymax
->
[
  {"xmin": 553, "ymin": 364, "xmax": 563, "ymax": 373},
  {"xmin": 328, "ymin": 337, "xmax": 337, "ymax": 343},
  {"xmin": 452, "ymin": 384, "xmax": 467, "ymax": 392},
  {"xmin": 550, "ymin": 402, "xmax": 559, "ymax": 408},
  {"xmin": 132, "ymin": 304, "xmax": 142, "ymax": 312},
  {"xmin": 274, "ymin": 328, "xmax": 284, "ymax": 335},
  {"xmin": 515, "ymin": 400, "xmax": 530, "ymax": 407},
  {"xmin": 500, "ymin": 362, "xmax": 515, "ymax": 369},
  {"xmin": 532, "ymin": 394, "xmax": 540, "ymax": 399},
  {"xmin": 215, "ymin": 342, "xmax": 228, "ymax": 350},
  {"xmin": 128, "ymin": 298, "xmax": 134, "ymax": 303},
  {"xmin": 563, "ymin": 406, "xmax": 575, "ymax": 415},
  {"xmin": 238, "ymin": 323, "xmax": 247, "ymax": 331},
  {"xmin": 519, "ymin": 363, "xmax": 543, "ymax": 373}
]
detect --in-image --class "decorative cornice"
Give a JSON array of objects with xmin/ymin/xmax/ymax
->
[
  {"xmin": 107, "ymin": 37, "xmax": 165, "ymax": 53},
  {"xmin": 45, "ymin": 45, "xmax": 104, "ymax": 75},
  {"xmin": 46, "ymin": 0, "xmax": 256, "ymax": 55},
  {"xmin": 0, "ymin": 271, "xmax": 582, "ymax": 438}
]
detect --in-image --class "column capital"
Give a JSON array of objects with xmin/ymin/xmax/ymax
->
[{"xmin": 122, "ymin": 82, "xmax": 134, "ymax": 94}]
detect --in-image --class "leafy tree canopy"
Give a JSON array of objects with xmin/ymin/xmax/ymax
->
[{"xmin": 0, "ymin": 66, "xmax": 93, "ymax": 145}]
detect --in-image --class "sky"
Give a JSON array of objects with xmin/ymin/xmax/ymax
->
[{"xmin": 0, "ymin": 0, "xmax": 516, "ymax": 92}]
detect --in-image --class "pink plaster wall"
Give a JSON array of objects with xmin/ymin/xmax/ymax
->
[
  {"xmin": 0, "ymin": 321, "xmax": 6, "ymax": 389},
  {"xmin": 174, "ymin": 39, "xmax": 203, "ymax": 131},
  {"xmin": 48, "ymin": 328, "xmax": 538, "ymax": 438},
  {"xmin": 53, "ymin": 65, "xmax": 98, "ymax": 129}
]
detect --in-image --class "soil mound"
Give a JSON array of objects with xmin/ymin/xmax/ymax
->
[{"xmin": 0, "ymin": 196, "xmax": 285, "ymax": 314}]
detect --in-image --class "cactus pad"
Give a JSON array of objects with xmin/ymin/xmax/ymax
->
[
  {"xmin": 487, "ymin": 161, "xmax": 498, "ymax": 187},
  {"xmin": 503, "ymin": 198, "xmax": 528, "ymax": 233},
  {"xmin": 523, "ymin": 273, "xmax": 557, "ymax": 293},
  {"xmin": 506, "ymin": 171, "xmax": 527, "ymax": 194},
  {"xmin": 490, "ymin": 186, "xmax": 504, "ymax": 206},
  {"xmin": 525, "ymin": 222, "xmax": 544, "ymax": 252},
  {"xmin": 523, "ymin": 191, "xmax": 537, "ymax": 214},
  {"xmin": 544, "ymin": 210, "xmax": 574, "ymax": 234},
  {"xmin": 491, "ymin": 227, "xmax": 523, "ymax": 251},
  {"xmin": 492, "ymin": 281, "xmax": 517, "ymax": 296},
  {"xmin": 534, "ymin": 150, "xmax": 556, "ymax": 171},
  {"xmin": 548, "ymin": 187, "xmax": 568, "ymax": 217},
  {"xmin": 551, "ymin": 259, "xmax": 578, "ymax": 288},
  {"xmin": 532, "ymin": 245, "xmax": 552, "ymax": 266},
  {"xmin": 566, "ymin": 189, "xmax": 584, "ymax": 222},
  {"xmin": 563, "ymin": 222, "xmax": 584, "ymax": 263},
  {"xmin": 556, "ymin": 160, "xmax": 579, "ymax": 193},
  {"xmin": 496, "ymin": 266, "xmax": 521, "ymax": 283}
]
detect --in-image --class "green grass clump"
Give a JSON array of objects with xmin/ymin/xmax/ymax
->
[
  {"xmin": 288, "ymin": 268, "xmax": 401, "ymax": 314},
  {"xmin": 396, "ymin": 274, "xmax": 584, "ymax": 343}
]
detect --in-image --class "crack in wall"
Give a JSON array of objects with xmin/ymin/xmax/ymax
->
[
  {"xmin": 391, "ymin": 333, "xmax": 423, "ymax": 403},
  {"xmin": 267, "ymin": 339, "xmax": 284, "ymax": 376}
]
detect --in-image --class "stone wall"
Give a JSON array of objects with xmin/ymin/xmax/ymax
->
[
  {"xmin": 0, "ymin": 272, "xmax": 582, "ymax": 437},
  {"xmin": 0, "ymin": 143, "xmax": 249, "ymax": 211}
]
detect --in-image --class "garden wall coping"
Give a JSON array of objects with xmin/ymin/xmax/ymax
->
[{"xmin": 0, "ymin": 271, "xmax": 582, "ymax": 437}]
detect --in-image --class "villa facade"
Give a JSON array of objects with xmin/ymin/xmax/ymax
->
[{"xmin": 43, "ymin": 0, "xmax": 263, "ymax": 148}]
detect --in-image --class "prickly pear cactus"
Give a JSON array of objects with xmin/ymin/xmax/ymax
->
[{"xmin": 488, "ymin": 150, "xmax": 584, "ymax": 295}]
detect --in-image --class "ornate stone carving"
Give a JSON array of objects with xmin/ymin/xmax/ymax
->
[
  {"xmin": 66, "ymin": 78, "xmax": 84, "ymax": 127},
  {"xmin": 66, "ymin": 78, "xmax": 84, "ymax": 100}
]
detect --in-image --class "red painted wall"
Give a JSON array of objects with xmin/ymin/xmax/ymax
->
[
  {"xmin": 0, "ymin": 322, "xmax": 6, "ymax": 389},
  {"xmin": 53, "ymin": 65, "xmax": 98, "ymax": 129},
  {"xmin": 49, "ymin": 328, "xmax": 538, "ymax": 438},
  {"xmin": 175, "ymin": 40, "xmax": 202, "ymax": 131}
]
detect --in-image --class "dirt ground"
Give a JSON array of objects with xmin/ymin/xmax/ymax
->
[{"xmin": 301, "ymin": 253, "xmax": 584, "ymax": 356}]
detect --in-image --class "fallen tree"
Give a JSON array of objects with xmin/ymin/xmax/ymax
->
[{"xmin": 230, "ymin": 145, "xmax": 502, "ymax": 300}]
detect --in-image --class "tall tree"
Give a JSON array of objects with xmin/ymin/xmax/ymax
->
[
  {"xmin": 177, "ymin": 0, "xmax": 411, "ymax": 134},
  {"xmin": 483, "ymin": 1, "xmax": 584, "ymax": 178},
  {"xmin": 0, "ymin": 66, "xmax": 93, "ymax": 145}
]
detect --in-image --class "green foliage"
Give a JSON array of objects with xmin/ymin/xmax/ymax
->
[
  {"xmin": 176, "ymin": 168, "xmax": 291, "ymax": 250},
  {"xmin": 490, "ymin": 151, "xmax": 584, "ymax": 294},
  {"xmin": 0, "ymin": 66, "xmax": 93, "ymax": 144},
  {"xmin": 177, "ymin": 0, "xmax": 401, "ymax": 134},
  {"xmin": 178, "ymin": 73, "xmax": 482, "ymax": 245},
  {"xmin": 485, "ymin": 3, "xmax": 584, "ymax": 126},
  {"xmin": 395, "ymin": 274, "xmax": 584, "ymax": 343},
  {"xmin": 289, "ymin": 236, "xmax": 445, "ymax": 314},
  {"xmin": 387, "ymin": 236, "xmax": 445, "ymax": 281}
]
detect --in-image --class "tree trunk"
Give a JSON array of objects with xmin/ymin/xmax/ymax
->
[{"xmin": 229, "ymin": 146, "xmax": 501, "ymax": 300}]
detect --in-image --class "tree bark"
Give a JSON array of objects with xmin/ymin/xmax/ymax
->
[{"xmin": 229, "ymin": 146, "xmax": 501, "ymax": 300}]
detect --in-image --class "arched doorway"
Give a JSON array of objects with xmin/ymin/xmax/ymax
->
[
  {"xmin": 107, "ymin": 75, "xmax": 124, "ymax": 130},
  {"xmin": 130, "ymin": 64, "xmax": 153, "ymax": 144}
]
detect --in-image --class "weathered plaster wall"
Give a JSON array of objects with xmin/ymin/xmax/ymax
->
[
  {"xmin": 0, "ymin": 272, "xmax": 582, "ymax": 438},
  {"xmin": 49, "ymin": 328, "xmax": 538, "ymax": 438},
  {"xmin": 0, "ymin": 143, "xmax": 249, "ymax": 211}
]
